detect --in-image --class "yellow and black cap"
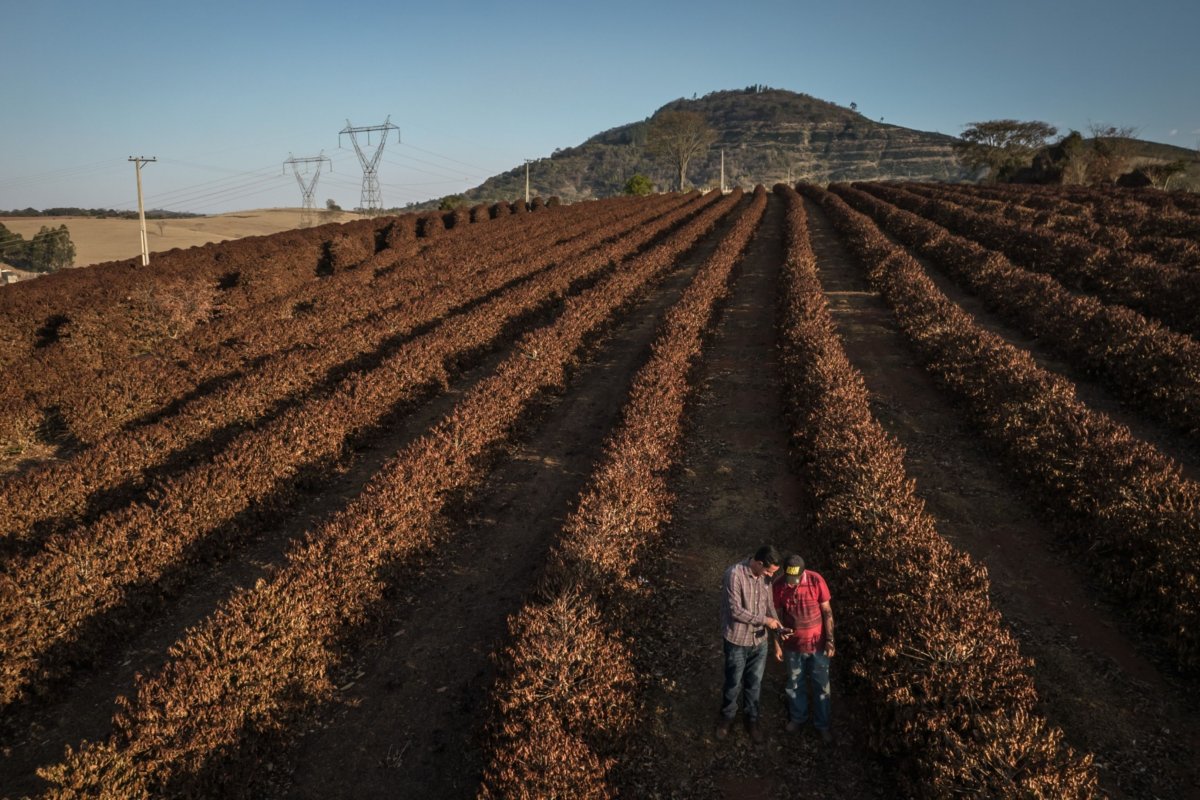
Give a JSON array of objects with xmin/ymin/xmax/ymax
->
[{"xmin": 784, "ymin": 554, "xmax": 805, "ymax": 585}]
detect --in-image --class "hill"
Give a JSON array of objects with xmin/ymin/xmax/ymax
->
[{"xmin": 453, "ymin": 87, "xmax": 967, "ymax": 204}]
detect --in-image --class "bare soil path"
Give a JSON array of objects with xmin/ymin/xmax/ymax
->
[
  {"xmin": 861, "ymin": 195, "xmax": 1200, "ymax": 477},
  {"xmin": 0, "ymin": 296, "xmax": 525, "ymax": 798},
  {"xmin": 615, "ymin": 194, "xmax": 891, "ymax": 800},
  {"xmin": 0, "ymin": 203, "xmax": 730, "ymax": 799},
  {"xmin": 803, "ymin": 197, "xmax": 1200, "ymax": 800},
  {"xmin": 269, "ymin": 199, "xmax": 752, "ymax": 799}
]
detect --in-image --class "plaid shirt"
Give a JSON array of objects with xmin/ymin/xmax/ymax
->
[{"xmin": 721, "ymin": 559, "xmax": 779, "ymax": 646}]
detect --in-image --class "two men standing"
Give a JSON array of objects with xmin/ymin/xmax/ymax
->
[{"xmin": 718, "ymin": 547, "xmax": 835, "ymax": 744}]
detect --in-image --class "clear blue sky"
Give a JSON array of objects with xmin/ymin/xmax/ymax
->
[{"xmin": 2, "ymin": 0, "xmax": 1196, "ymax": 213}]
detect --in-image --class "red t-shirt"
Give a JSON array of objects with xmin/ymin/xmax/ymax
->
[{"xmin": 772, "ymin": 571, "xmax": 830, "ymax": 653}]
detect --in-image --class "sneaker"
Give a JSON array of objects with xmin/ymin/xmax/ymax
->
[
  {"xmin": 818, "ymin": 728, "xmax": 834, "ymax": 745},
  {"xmin": 715, "ymin": 717, "xmax": 733, "ymax": 739},
  {"xmin": 785, "ymin": 719, "xmax": 804, "ymax": 734},
  {"xmin": 746, "ymin": 719, "xmax": 764, "ymax": 744}
]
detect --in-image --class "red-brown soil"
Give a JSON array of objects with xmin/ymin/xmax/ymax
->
[
  {"xmin": 801, "ymin": 196, "xmax": 1200, "ymax": 800},
  {"xmin": 4, "ymin": 189, "xmax": 1200, "ymax": 799},
  {"xmin": 612, "ymin": 195, "xmax": 891, "ymax": 799}
]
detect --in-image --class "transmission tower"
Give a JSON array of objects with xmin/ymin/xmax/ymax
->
[
  {"xmin": 339, "ymin": 116, "xmax": 400, "ymax": 214},
  {"xmin": 283, "ymin": 152, "xmax": 332, "ymax": 227}
]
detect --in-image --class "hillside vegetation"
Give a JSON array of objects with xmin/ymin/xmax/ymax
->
[{"xmin": 460, "ymin": 87, "xmax": 966, "ymax": 203}]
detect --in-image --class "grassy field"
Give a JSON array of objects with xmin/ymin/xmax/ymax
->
[{"xmin": 0, "ymin": 208, "xmax": 368, "ymax": 270}]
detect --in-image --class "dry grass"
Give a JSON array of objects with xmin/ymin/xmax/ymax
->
[{"xmin": 0, "ymin": 209, "xmax": 368, "ymax": 269}]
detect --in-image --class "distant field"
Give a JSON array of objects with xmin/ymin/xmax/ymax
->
[{"xmin": 0, "ymin": 208, "xmax": 368, "ymax": 268}]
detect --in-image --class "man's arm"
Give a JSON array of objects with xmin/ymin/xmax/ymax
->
[
  {"xmin": 725, "ymin": 567, "xmax": 759, "ymax": 625},
  {"xmin": 725, "ymin": 567, "xmax": 780, "ymax": 628},
  {"xmin": 821, "ymin": 600, "xmax": 835, "ymax": 657}
]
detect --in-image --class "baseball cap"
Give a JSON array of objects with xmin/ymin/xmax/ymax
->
[{"xmin": 784, "ymin": 554, "xmax": 805, "ymax": 585}]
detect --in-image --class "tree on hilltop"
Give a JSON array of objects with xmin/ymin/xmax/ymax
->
[
  {"xmin": 1085, "ymin": 123, "xmax": 1140, "ymax": 184},
  {"xmin": 623, "ymin": 174, "xmax": 653, "ymax": 196},
  {"xmin": 954, "ymin": 120, "xmax": 1057, "ymax": 182},
  {"xmin": 646, "ymin": 110, "xmax": 716, "ymax": 191}
]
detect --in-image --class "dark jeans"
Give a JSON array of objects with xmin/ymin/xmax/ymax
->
[
  {"xmin": 784, "ymin": 650, "xmax": 831, "ymax": 730},
  {"xmin": 721, "ymin": 638, "xmax": 768, "ymax": 721}
]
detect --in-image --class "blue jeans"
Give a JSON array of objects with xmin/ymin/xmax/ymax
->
[
  {"xmin": 784, "ymin": 650, "xmax": 831, "ymax": 730},
  {"xmin": 721, "ymin": 639, "xmax": 768, "ymax": 721}
]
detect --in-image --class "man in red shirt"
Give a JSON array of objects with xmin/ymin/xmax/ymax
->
[{"xmin": 772, "ymin": 554, "xmax": 835, "ymax": 743}]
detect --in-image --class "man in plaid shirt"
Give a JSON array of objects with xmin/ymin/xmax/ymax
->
[{"xmin": 717, "ymin": 545, "xmax": 784, "ymax": 743}]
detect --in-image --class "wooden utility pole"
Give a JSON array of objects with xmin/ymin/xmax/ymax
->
[
  {"xmin": 128, "ymin": 156, "xmax": 156, "ymax": 265},
  {"xmin": 720, "ymin": 150, "xmax": 725, "ymax": 193},
  {"xmin": 524, "ymin": 159, "xmax": 533, "ymax": 204}
]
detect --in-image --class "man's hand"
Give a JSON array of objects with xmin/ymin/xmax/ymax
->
[
  {"xmin": 825, "ymin": 642, "xmax": 836, "ymax": 658},
  {"xmin": 774, "ymin": 641, "xmax": 784, "ymax": 662},
  {"xmin": 763, "ymin": 617, "xmax": 782, "ymax": 631}
]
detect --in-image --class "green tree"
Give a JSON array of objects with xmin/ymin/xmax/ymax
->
[
  {"xmin": 26, "ymin": 225, "xmax": 75, "ymax": 272},
  {"xmin": 646, "ymin": 109, "xmax": 716, "ymax": 191},
  {"xmin": 623, "ymin": 174, "xmax": 654, "ymax": 196},
  {"xmin": 953, "ymin": 120, "xmax": 1058, "ymax": 182},
  {"xmin": 0, "ymin": 223, "xmax": 28, "ymax": 268},
  {"xmin": 438, "ymin": 194, "xmax": 468, "ymax": 210}
]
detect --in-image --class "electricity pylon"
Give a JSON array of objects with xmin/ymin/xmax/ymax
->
[
  {"xmin": 284, "ymin": 152, "xmax": 332, "ymax": 227},
  {"xmin": 339, "ymin": 117, "xmax": 399, "ymax": 214}
]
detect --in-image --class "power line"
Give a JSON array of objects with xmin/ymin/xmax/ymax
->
[
  {"xmin": 146, "ymin": 175, "xmax": 290, "ymax": 212},
  {"xmin": 0, "ymin": 158, "xmax": 129, "ymax": 191},
  {"xmin": 380, "ymin": 155, "xmax": 478, "ymax": 184},
  {"xmin": 181, "ymin": 180, "xmax": 299, "ymax": 212},
  {"xmin": 383, "ymin": 151, "xmax": 488, "ymax": 181},
  {"xmin": 93, "ymin": 161, "xmax": 283, "ymax": 210},
  {"xmin": 396, "ymin": 141, "xmax": 495, "ymax": 175},
  {"xmin": 101, "ymin": 166, "xmax": 288, "ymax": 212}
]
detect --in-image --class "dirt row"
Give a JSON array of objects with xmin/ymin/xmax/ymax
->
[
  {"xmin": 0, "ymin": 190, "xmax": 748, "ymax": 796},
  {"xmin": 278, "ymin": 191, "xmax": 894, "ymax": 799},
  {"xmin": 7, "ymin": 187, "xmax": 1200, "ymax": 798},
  {"xmin": 269, "ymin": 195, "xmax": 760, "ymax": 800},
  {"xmin": 0, "ymin": 194, "xmax": 713, "ymax": 796},
  {"xmin": 799, "ymin": 195, "xmax": 1200, "ymax": 799}
]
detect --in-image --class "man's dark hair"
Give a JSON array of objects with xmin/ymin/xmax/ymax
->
[{"xmin": 753, "ymin": 545, "xmax": 782, "ymax": 566}]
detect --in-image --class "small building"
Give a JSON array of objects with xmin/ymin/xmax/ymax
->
[{"xmin": 0, "ymin": 267, "xmax": 35, "ymax": 286}]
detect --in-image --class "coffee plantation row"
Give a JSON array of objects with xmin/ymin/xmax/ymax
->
[{"xmin": 2, "ymin": 180, "xmax": 1198, "ymax": 797}]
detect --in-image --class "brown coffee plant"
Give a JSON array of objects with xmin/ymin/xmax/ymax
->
[{"xmin": 777, "ymin": 184, "xmax": 1096, "ymax": 797}]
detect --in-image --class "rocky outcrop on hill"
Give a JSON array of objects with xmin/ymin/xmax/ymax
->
[{"xmin": 459, "ymin": 87, "xmax": 967, "ymax": 203}]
